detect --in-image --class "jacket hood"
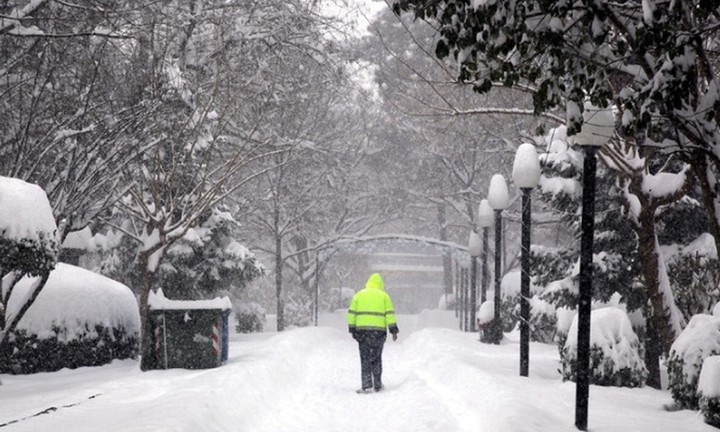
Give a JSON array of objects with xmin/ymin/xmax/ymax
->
[{"xmin": 365, "ymin": 273, "xmax": 384, "ymax": 290}]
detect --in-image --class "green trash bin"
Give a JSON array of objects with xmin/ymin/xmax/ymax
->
[{"xmin": 141, "ymin": 289, "xmax": 232, "ymax": 370}]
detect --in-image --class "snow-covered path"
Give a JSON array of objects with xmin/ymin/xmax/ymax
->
[{"xmin": 0, "ymin": 311, "xmax": 714, "ymax": 432}]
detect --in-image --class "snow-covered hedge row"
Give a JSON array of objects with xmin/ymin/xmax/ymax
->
[
  {"xmin": 561, "ymin": 308, "xmax": 647, "ymax": 388},
  {"xmin": 667, "ymin": 313, "xmax": 720, "ymax": 410},
  {"xmin": 1, "ymin": 264, "xmax": 140, "ymax": 374}
]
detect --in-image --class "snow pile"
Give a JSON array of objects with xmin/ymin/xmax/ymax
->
[
  {"xmin": 563, "ymin": 307, "xmax": 647, "ymax": 387},
  {"xmin": 0, "ymin": 176, "xmax": 56, "ymax": 242},
  {"xmin": 8, "ymin": 263, "xmax": 139, "ymax": 340}
]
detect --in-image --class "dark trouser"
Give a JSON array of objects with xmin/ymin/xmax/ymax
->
[{"xmin": 357, "ymin": 330, "xmax": 386, "ymax": 390}]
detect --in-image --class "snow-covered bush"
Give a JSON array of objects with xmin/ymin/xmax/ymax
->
[
  {"xmin": 665, "ymin": 235, "xmax": 720, "ymax": 323},
  {"xmin": 528, "ymin": 296, "xmax": 557, "ymax": 343},
  {"xmin": 502, "ymin": 270, "xmax": 545, "ymax": 333},
  {"xmin": 283, "ymin": 295, "xmax": 312, "ymax": 328},
  {"xmin": 477, "ymin": 300, "xmax": 499, "ymax": 343},
  {"xmin": 554, "ymin": 306, "xmax": 576, "ymax": 354},
  {"xmin": 438, "ymin": 293, "xmax": 456, "ymax": 310},
  {"xmin": 0, "ymin": 177, "xmax": 58, "ymax": 278},
  {"xmin": 1, "ymin": 263, "xmax": 140, "ymax": 374},
  {"xmin": 698, "ymin": 356, "xmax": 720, "ymax": 428},
  {"xmin": 667, "ymin": 313, "xmax": 720, "ymax": 409},
  {"xmin": 235, "ymin": 302, "xmax": 266, "ymax": 333},
  {"xmin": 502, "ymin": 291, "xmax": 521, "ymax": 332},
  {"xmin": 561, "ymin": 308, "xmax": 647, "ymax": 388}
]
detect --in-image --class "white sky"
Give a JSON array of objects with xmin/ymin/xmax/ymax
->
[
  {"xmin": 1, "ymin": 310, "xmax": 715, "ymax": 432},
  {"xmin": 320, "ymin": 0, "xmax": 386, "ymax": 38}
]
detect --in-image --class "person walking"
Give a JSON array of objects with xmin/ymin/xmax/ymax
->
[{"xmin": 347, "ymin": 272, "xmax": 399, "ymax": 394}]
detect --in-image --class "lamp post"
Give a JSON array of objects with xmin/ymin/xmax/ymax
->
[
  {"xmin": 457, "ymin": 256, "xmax": 469, "ymax": 331},
  {"xmin": 314, "ymin": 253, "xmax": 320, "ymax": 327},
  {"xmin": 477, "ymin": 199, "xmax": 493, "ymax": 306},
  {"xmin": 468, "ymin": 231, "xmax": 482, "ymax": 332},
  {"xmin": 574, "ymin": 103, "xmax": 614, "ymax": 431},
  {"xmin": 487, "ymin": 174, "xmax": 509, "ymax": 344},
  {"xmin": 512, "ymin": 143, "xmax": 541, "ymax": 378}
]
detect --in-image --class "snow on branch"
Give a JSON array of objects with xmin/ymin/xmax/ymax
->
[{"xmin": 450, "ymin": 107, "xmax": 565, "ymax": 124}]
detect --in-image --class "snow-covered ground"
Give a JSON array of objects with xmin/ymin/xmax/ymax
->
[{"xmin": 0, "ymin": 310, "xmax": 714, "ymax": 432}]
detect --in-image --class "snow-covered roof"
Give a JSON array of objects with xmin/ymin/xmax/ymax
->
[
  {"xmin": 148, "ymin": 288, "xmax": 232, "ymax": 311},
  {"xmin": 6, "ymin": 263, "xmax": 140, "ymax": 339},
  {"xmin": 0, "ymin": 176, "xmax": 57, "ymax": 242}
]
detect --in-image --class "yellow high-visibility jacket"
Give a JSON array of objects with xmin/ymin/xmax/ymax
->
[{"xmin": 348, "ymin": 273, "xmax": 399, "ymax": 335}]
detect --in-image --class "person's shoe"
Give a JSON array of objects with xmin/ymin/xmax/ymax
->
[
  {"xmin": 356, "ymin": 388, "xmax": 373, "ymax": 394},
  {"xmin": 374, "ymin": 385, "xmax": 385, "ymax": 392}
]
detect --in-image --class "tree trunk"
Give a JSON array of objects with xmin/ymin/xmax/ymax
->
[
  {"xmin": 644, "ymin": 322, "xmax": 663, "ymax": 389},
  {"xmin": 275, "ymin": 234, "xmax": 284, "ymax": 332},
  {"xmin": 636, "ymin": 204, "xmax": 678, "ymax": 386},
  {"xmin": 438, "ymin": 204, "xmax": 454, "ymax": 297},
  {"xmin": 273, "ymin": 193, "xmax": 285, "ymax": 331},
  {"xmin": 137, "ymin": 249, "xmax": 156, "ymax": 353}
]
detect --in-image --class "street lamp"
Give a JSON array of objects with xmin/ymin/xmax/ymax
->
[
  {"xmin": 512, "ymin": 143, "xmax": 541, "ymax": 378},
  {"xmin": 457, "ymin": 254, "xmax": 470, "ymax": 331},
  {"xmin": 487, "ymin": 174, "xmax": 509, "ymax": 344},
  {"xmin": 574, "ymin": 102, "xmax": 614, "ymax": 431},
  {"xmin": 468, "ymin": 231, "xmax": 482, "ymax": 332},
  {"xmin": 477, "ymin": 199, "xmax": 493, "ymax": 307}
]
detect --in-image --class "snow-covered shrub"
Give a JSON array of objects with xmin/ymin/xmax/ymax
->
[
  {"xmin": 667, "ymin": 313, "xmax": 720, "ymax": 409},
  {"xmin": 561, "ymin": 308, "xmax": 647, "ymax": 388},
  {"xmin": 0, "ymin": 177, "xmax": 58, "ymax": 278},
  {"xmin": 284, "ymin": 295, "xmax": 312, "ymax": 328},
  {"xmin": 477, "ymin": 300, "xmax": 494, "ymax": 327},
  {"xmin": 554, "ymin": 306, "xmax": 576, "ymax": 356},
  {"xmin": 477, "ymin": 300, "xmax": 497, "ymax": 343},
  {"xmin": 235, "ymin": 302, "xmax": 266, "ymax": 333},
  {"xmin": 438, "ymin": 293, "xmax": 456, "ymax": 310},
  {"xmin": 528, "ymin": 296, "xmax": 557, "ymax": 343},
  {"xmin": 665, "ymin": 238, "xmax": 720, "ymax": 323},
  {"xmin": 1, "ymin": 263, "xmax": 140, "ymax": 374},
  {"xmin": 501, "ymin": 270, "xmax": 544, "ymax": 333},
  {"xmin": 698, "ymin": 356, "xmax": 720, "ymax": 427},
  {"xmin": 502, "ymin": 292, "xmax": 521, "ymax": 332}
]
